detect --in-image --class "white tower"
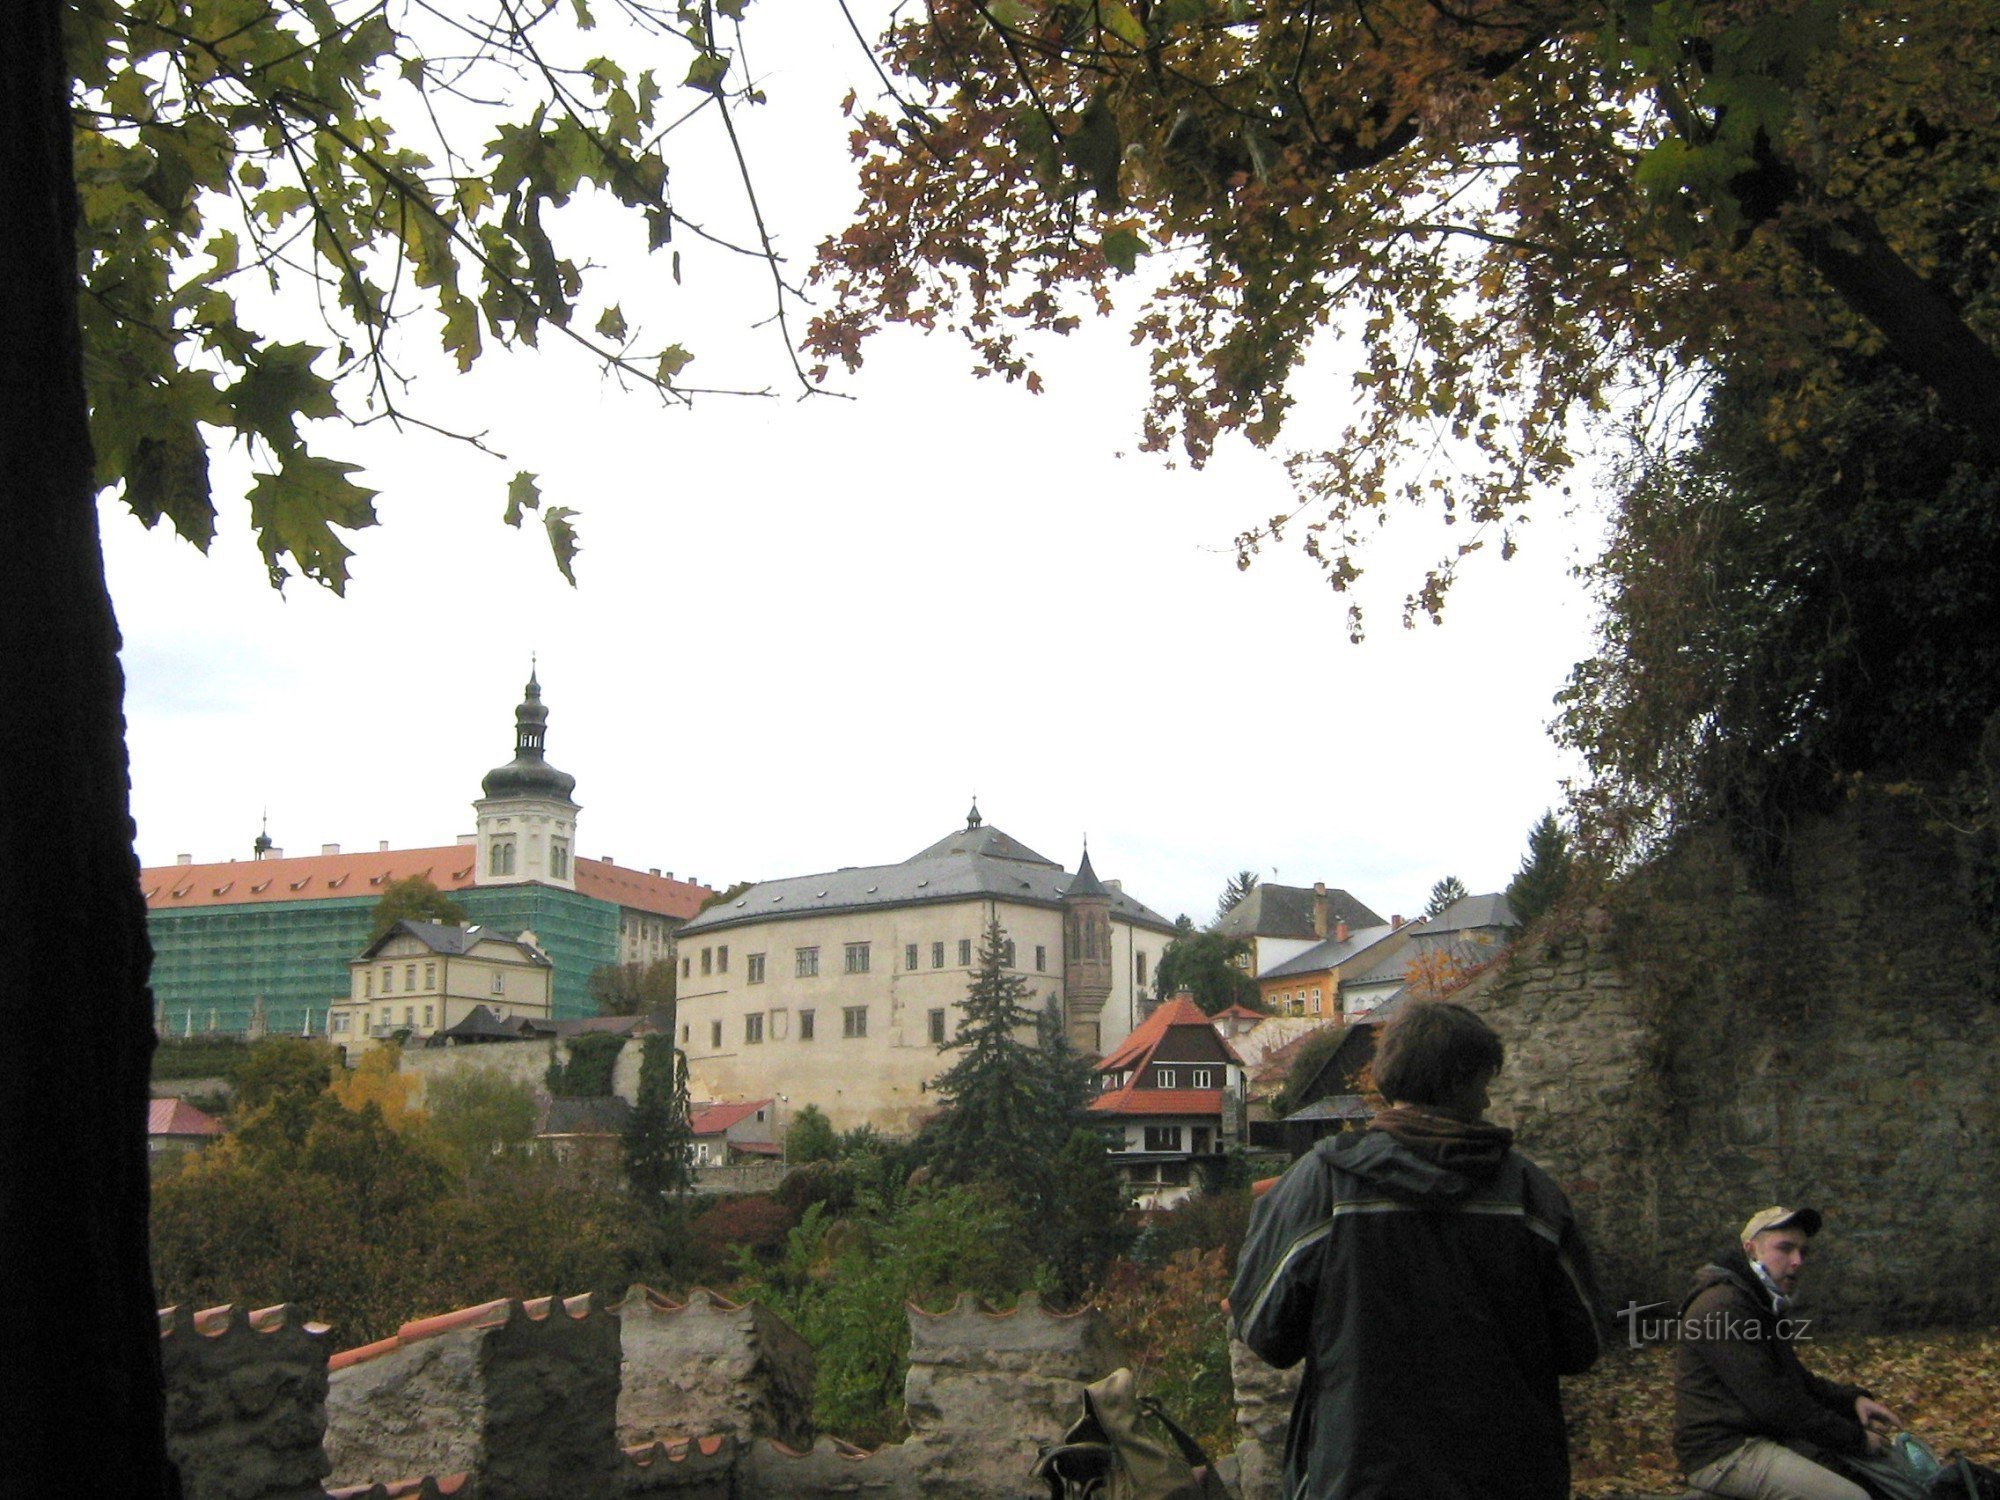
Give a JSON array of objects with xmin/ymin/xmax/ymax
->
[{"xmin": 473, "ymin": 667, "xmax": 580, "ymax": 890}]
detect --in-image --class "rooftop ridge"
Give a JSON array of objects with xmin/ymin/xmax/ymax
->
[
  {"xmin": 328, "ymin": 1292, "xmax": 596, "ymax": 1372},
  {"xmin": 160, "ymin": 1301, "xmax": 332, "ymax": 1341}
]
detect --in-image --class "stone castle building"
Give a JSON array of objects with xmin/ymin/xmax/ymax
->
[{"xmin": 672, "ymin": 805, "xmax": 1179, "ymax": 1133}]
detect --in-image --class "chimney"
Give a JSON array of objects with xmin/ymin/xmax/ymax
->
[
  {"xmin": 1107, "ymin": 878, "xmax": 1122, "ymax": 892},
  {"xmin": 664, "ymin": 871, "xmax": 674, "ymax": 880},
  {"xmin": 1391, "ymin": 913, "xmax": 1404, "ymax": 929},
  {"xmin": 321, "ymin": 843, "xmax": 340, "ymax": 856},
  {"xmin": 602, "ymin": 854, "xmax": 614, "ymax": 865},
  {"xmin": 649, "ymin": 867, "xmax": 661, "ymax": 877},
  {"xmin": 1312, "ymin": 881, "xmax": 1329, "ymax": 938},
  {"xmin": 176, "ymin": 853, "xmax": 192, "ymax": 866},
  {"xmin": 457, "ymin": 833, "xmax": 477, "ymax": 846},
  {"xmin": 378, "ymin": 840, "xmax": 390, "ymax": 852},
  {"xmin": 1335, "ymin": 919, "xmax": 1350, "ymax": 944},
  {"xmin": 268, "ymin": 848, "xmax": 284, "ymax": 860}
]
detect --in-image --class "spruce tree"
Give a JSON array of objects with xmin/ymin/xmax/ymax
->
[
  {"xmin": 623, "ymin": 1032, "xmax": 693, "ymax": 1202},
  {"xmin": 1507, "ymin": 812, "xmax": 1575, "ymax": 930},
  {"xmin": 1425, "ymin": 875, "xmax": 1469, "ymax": 920},
  {"xmin": 925, "ymin": 918, "xmax": 1049, "ymax": 1187}
]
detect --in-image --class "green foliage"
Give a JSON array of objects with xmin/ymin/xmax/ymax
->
[
  {"xmin": 1096, "ymin": 1248, "xmax": 1237, "ymax": 1454},
  {"xmin": 545, "ymin": 1032, "xmax": 626, "ymax": 1098},
  {"xmin": 589, "ymin": 959, "xmax": 676, "ymax": 1017},
  {"xmin": 1559, "ymin": 362, "xmax": 2000, "ymax": 867},
  {"xmin": 924, "ymin": 919, "xmax": 1058, "ymax": 1188},
  {"xmin": 150, "ymin": 1035, "xmax": 248, "ymax": 1082},
  {"xmin": 1424, "ymin": 876, "xmax": 1469, "ymax": 920},
  {"xmin": 784, "ymin": 1104, "xmax": 840, "ymax": 1166},
  {"xmin": 423, "ymin": 1064, "xmax": 537, "ymax": 1175},
  {"xmin": 696, "ymin": 880, "xmax": 754, "ymax": 913},
  {"xmin": 623, "ymin": 1033, "xmax": 693, "ymax": 1201},
  {"xmin": 369, "ymin": 875, "xmax": 467, "ymax": 941},
  {"xmin": 71, "ymin": 0, "xmax": 797, "ymax": 593},
  {"xmin": 1153, "ymin": 931, "xmax": 1259, "ymax": 1015},
  {"xmin": 228, "ymin": 1037, "xmax": 339, "ymax": 1148},
  {"xmin": 1506, "ymin": 812, "xmax": 1575, "ymax": 930},
  {"xmin": 732, "ymin": 1187, "xmax": 1033, "ymax": 1446}
]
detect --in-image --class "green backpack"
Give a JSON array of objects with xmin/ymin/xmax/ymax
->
[{"xmin": 1032, "ymin": 1368, "xmax": 1232, "ymax": 1500}]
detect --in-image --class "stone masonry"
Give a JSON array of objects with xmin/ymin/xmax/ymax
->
[
  {"xmin": 612, "ymin": 1286, "xmax": 815, "ymax": 1451},
  {"xmin": 1483, "ymin": 787, "xmax": 2000, "ymax": 1330},
  {"xmin": 161, "ymin": 1302, "xmax": 333, "ymax": 1500}
]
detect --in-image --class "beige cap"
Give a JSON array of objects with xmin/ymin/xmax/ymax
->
[{"xmin": 1741, "ymin": 1206, "xmax": 1822, "ymax": 1241}]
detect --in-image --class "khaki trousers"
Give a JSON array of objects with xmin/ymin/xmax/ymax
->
[{"xmin": 1688, "ymin": 1438, "xmax": 1870, "ymax": 1500}]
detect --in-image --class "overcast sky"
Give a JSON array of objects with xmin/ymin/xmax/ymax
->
[{"xmin": 107, "ymin": 4, "xmax": 1609, "ymax": 929}]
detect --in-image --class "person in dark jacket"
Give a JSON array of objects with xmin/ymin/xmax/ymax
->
[
  {"xmin": 1230, "ymin": 1001, "xmax": 1603, "ymax": 1500},
  {"xmin": 1673, "ymin": 1207, "xmax": 1900, "ymax": 1500}
]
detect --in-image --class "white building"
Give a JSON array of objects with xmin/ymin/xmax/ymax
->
[{"xmin": 672, "ymin": 806, "xmax": 1179, "ymax": 1133}]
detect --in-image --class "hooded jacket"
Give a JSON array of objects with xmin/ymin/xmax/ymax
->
[
  {"xmin": 1230, "ymin": 1110, "xmax": 1603, "ymax": 1500},
  {"xmin": 1671, "ymin": 1244, "xmax": 1870, "ymax": 1476}
]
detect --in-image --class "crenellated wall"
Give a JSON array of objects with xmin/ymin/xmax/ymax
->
[{"xmin": 164, "ymin": 1288, "xmax": 1127, "ymax": 1500}]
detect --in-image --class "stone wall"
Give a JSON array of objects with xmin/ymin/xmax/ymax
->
[
  {"xmin": 613, "ymin": 1287, "xmax": 815, "ymax": 1450},
  {"xmin": 398, "ymin": 1037, "xmax": 644, "ymax": 1108},
  {"xmin": 1484, "ymin": 787, "xmax": 2000, "ymax": 1330},
  {"xmin": 161, "ymin": 1302, "xmax": 332, "ymax": 1500}
]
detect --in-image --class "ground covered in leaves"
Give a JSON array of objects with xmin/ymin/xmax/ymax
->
[{"xmin": 1565, "ymin": 1327, "xmax": 2000, "ymax": 1496}]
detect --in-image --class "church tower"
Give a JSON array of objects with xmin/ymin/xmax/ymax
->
[
  {"xmin": 1062, "ymin": 844, "xmax": 1113, "ymax": 1053},
  {"xmin": 473, "ymin": 667, "xmax": 579, "ymax": 889}
]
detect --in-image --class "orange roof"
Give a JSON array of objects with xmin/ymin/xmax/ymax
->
[
  {"xmin": 1088, "ymin": 1087, "xmax": 1226, "ymax": 1118},
  {"xmin": 573, "ymin": 857, "xmax": 710, "ymax": 920},
  {"xmin": 327, "ymin": 1293, "xmax": 595, "ymax": 1372},
  {"xmin": 140, "ymin": 846, "xmax": 710, "ymax": 920},
  {"xmin": 1097, "ymin": 995, "xmax": 1244, "ymax": 1073},
  {"xmin": 148, "ymin": 1097, "xmax": 223, "ymax": 1138},
  {"xmin": 1212, "ymin": 1003, "xmax": 1265, "ymax": 1021},
  {"xmin": 688, "ymin": 1098, "xmax": 772, "ymax": 1136}
]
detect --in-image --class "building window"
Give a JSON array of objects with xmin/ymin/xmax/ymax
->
[
  {"xmin": 1155, "ymin": 1068, "xmax": 1176, "ymax": 1088},
  {"xmin": 701, "ymin": 948, "xmax": 712, "ymax": 976},
  {"xmin": 1144, "ymin": 1125, "xmax": 1184, "ymax": 1152},
  {"xmin": 424, "ymin": 963, "xmax": 435, "ymax": 988},
  {"xmin": 746, "ymin": 1013, "xmax": 764, "ymax": 1044},
  {"xmin": 364, "ymin": 973, "xmax": 373, "ymax": 997},
  {"xmin": 710, "ymin": 1020, "xmax": 723, "ymax": 1049},
  {"xmin": 796, "ymin": 946, "xmax": 819, "ymax": 978},
  {"xmin": 424, "ymin": 1005, "xmax": 434, "ymax": 1026},
  {"xmin": 931, "ymin": 941, "xmax": 945, "ymax": 968},
  {"xmin": 492, "ymin": 972, "xmax": 505, "ymax": 996},
  {"xmin": 747, "ymin": 953, "xmax": 766, "ymax": 984},
  {"xmin": 382, "ymin": 966, "xmax": 392, "ymax": 992},
  {"xmin": 1001, "ymin": 939, "xmax": 1016, "ymax": 967},
  {"xmin": 957, "ymin": 938, "xmax": 972, "ymax": 966},
  {"xmin": 1137, "ymin": 951, "xmax": 1149, "ymax": 987},
  {"xmin": 406, "ymin": 964, "xmax": 417, "ymax": 990},
  {"xmin": 489, "ymin": 840, "xmax": 515, "ymax": 876},
  {"xmin": 842, "ymin": 1005, "xmax": 868, "ymax": 1039},
  {"xmin": 332, "ymin": 1013, "xmax": 350, "ymax": 1033},
  {"xmin": 404, "ymin": 1006, "xmax": 415, "ymax": 1026},
  {"xmin": 905, "ymin": 943, "xmax": 919, "ymax": 971},
  {"xmin": 844, "ymin": 942, "xmax": 871, "ymax": 974},
  {"xmin": 717, "ymin": 945, "xmax": 729, "ymax": 973},
  {"xmin": 1310, "ymin": 986, "xmax": 1322, "ymax": 1015},
  {"xmin": 680, "ymin": 1024, "xmax": 690, "ymax": 1043},
  {"xmin": 799, "ymin": 1009, "xmax": 816, "ymax": 1041},
  {"xmin": 1190, "ymin": 1067, "xmax": 1213, "ymax": 1088},
  {"xmin": 550, "ymin": 839, "xmax": 569, "ymax": 878},
  {"xmin": 1035, "ymin": 945, "xmax": 1047, "ymax": 973},
  {"xmin": 929, "ymin": 1008, "xmax": 947, "ymax": 1045}
]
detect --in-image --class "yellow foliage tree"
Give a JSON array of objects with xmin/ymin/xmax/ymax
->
[{"xmin": 329, "ymin": 1044, "xmax": 426, "ymax": 1132}]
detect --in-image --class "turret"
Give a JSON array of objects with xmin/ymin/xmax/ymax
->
[
  {"xmin": 1062, "ymin": 844, "xmax": 1113, "ymax": 1053},
  {"xmin": 473, "ymin": 665, "xmax": 579, "ymax": 889}
]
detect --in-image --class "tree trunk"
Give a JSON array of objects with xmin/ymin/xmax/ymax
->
[{"xmin": 0, "ymin": 1, "xmax": 173, "ymax": 1491}]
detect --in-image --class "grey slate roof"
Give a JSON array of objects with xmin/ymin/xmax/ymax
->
[
  {"xmin": 1425, "ymin": 891, "xmax": 1517, "ymax": 934},
  {"xmin": 361, "ymin": 920, "xmax": 550, "ymax": 964},
  {"xmin": 1284, "ymin": 1093, "xmax": 1376, "ymax": 1123},
  {"xmin": 1260, "ymin": 923, "xmax": 1403, "ymax": 979},
  {"xmin": 1214, "ymin": 884, "xmax": 1385, "ymax": 941},
  {"xmin": 677, "ymin": 819, "xmax": 1178, "ymax": 937}
]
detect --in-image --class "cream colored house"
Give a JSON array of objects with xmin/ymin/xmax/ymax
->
[
  {"xmin": 328, "ymin": 920, "xmax": 553, "ymax": 1058},
  {"xmin": 672, "ymin": 807, "xmax": 1180, "ymax": 1134}
]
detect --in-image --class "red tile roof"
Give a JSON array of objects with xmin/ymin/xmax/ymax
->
[
  {"xmin": 1097, "ymin": 995, "xmax": 1244, "ymax": 1073},
  {"xmin": 1087, "ymin": 1087, "xmax": 1225, "ymax": 1118},
  {"xmin": 149, "ymin": 1097, "xmax": 224, "ymax": 1138},
  {"xmin": 327, "ymin": 1293, "xmax": 594, "ymax": 1372},
  {"xmin": 140, "ymin": 846, "xmax": 711, "ymax": 919},
  {"xmin": 688, "ymin": 1099, "xmax": 772, "ymax": 1137},
  {"xmin": 1212, "ymin": 1003, "xmax": 1265, "ymax": 1021}
]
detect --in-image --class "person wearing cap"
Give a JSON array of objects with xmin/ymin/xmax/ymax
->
[
  {"xmin": 1230, "ymin": 1001, "xmax": 1603, "ymax": 1500},
  {"xmin": 1673, "ymin": 1206, "xmax": 1902, "ymax": 1499}
]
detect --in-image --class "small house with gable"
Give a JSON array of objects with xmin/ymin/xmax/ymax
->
[{"xmin": 1088, "ymin": 994, "xmax": 1246, "ymax": 1208}]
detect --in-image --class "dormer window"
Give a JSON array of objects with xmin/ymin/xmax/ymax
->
[{"xmin": 1155, "ymin": 1068, "xmax": 1176, "ymax": 1088}]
